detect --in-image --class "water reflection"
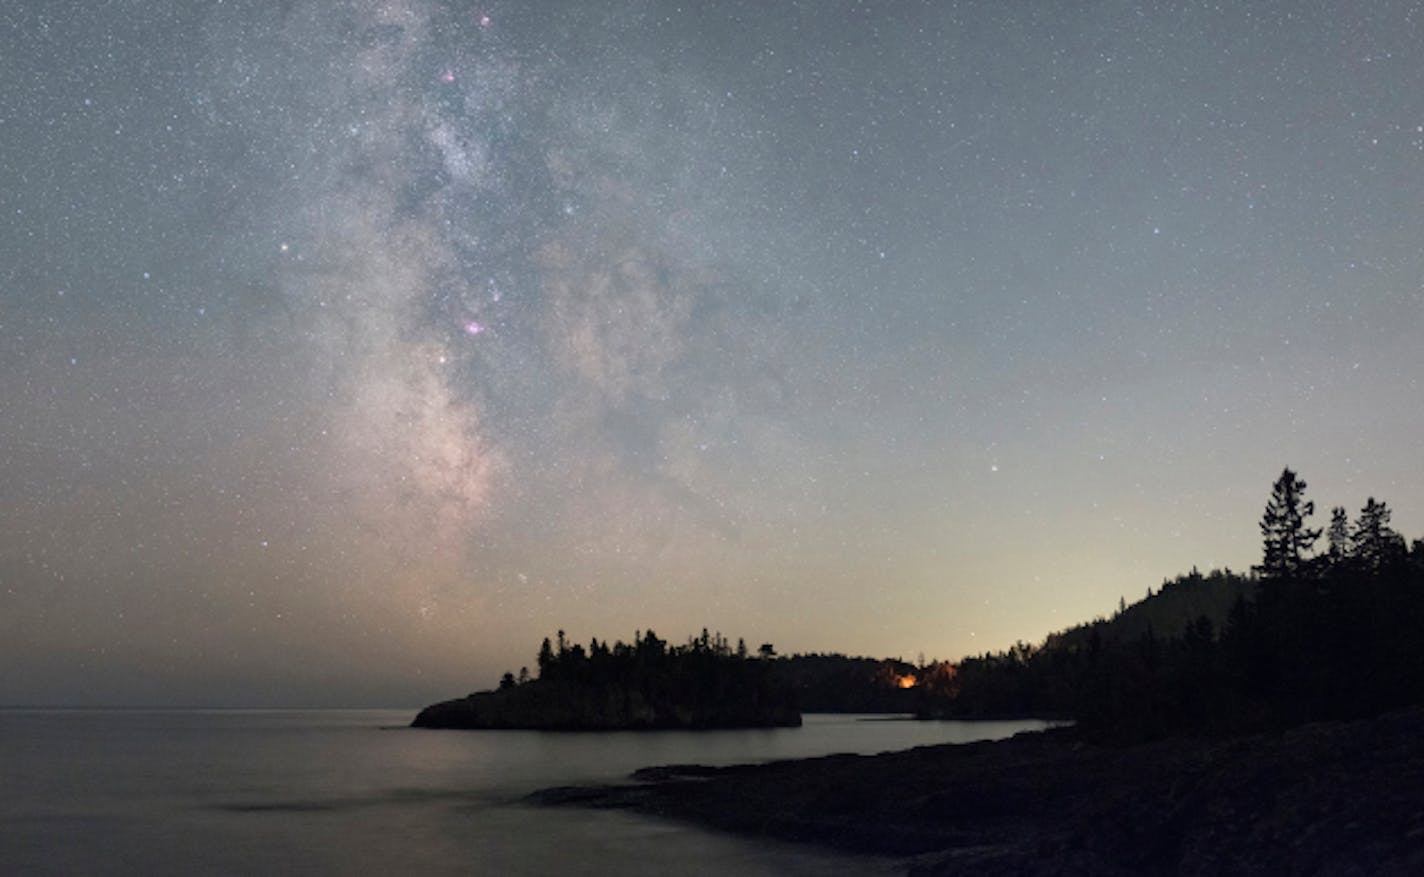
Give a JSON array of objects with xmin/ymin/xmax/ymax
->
[{"xmin": 1, "ymin": 710, "xmax": 1053, "ymax": 875}]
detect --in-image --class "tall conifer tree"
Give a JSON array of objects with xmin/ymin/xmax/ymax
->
[
  {"xmin": 1259, "ymin": 468, "xmax": 1320, "ymax": 579},
  {"xmin": 1353, "ymin": 497, "xmax": 1404, "ymax": 571},
  {"xmin": 1326, "ymin": 505, "xmax": 1351, "ymax": 565}
]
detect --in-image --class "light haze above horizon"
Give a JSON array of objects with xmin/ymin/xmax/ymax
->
[{"xmin": 3, "ymin": 1, "xmax": 1423, "ymax": 707}]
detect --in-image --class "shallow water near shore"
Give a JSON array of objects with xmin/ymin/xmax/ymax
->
[{"xmin": 0, "ymin": 709, "xmax": 1053, "ymax": 875}]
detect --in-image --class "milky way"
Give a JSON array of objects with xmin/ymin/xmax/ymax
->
[{"xmin": 3, "ymin": 1, "xmax": 1424, "ymax": 706}]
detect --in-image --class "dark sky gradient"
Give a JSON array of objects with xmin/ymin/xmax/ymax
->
[{"xmin": 3, "ymin": 1, "xmax": 1423, "ymax": 706}]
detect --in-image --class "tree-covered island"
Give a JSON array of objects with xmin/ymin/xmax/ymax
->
[{"xmin": 412, "ymin": 629, "xmax": 801, "ymax": 729}]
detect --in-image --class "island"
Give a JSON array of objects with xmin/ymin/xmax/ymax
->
[{"xmin": 412, "ymin": 629, "xmax": 801, "ymax": 730}]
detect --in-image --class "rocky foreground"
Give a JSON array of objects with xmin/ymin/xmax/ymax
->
[{"xmin": 531, "ymin": 707, "xmax": 1424, "ymax": 874}]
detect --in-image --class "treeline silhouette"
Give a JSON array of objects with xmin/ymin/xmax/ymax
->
[
  {"xmin": 525, "ymin": 627, "xmax": 770, "ymax": 685},
  {"xmin": 427, "ymin": 469, "xmax": 1422, "ymax": 738},
  {"xmin": 527, "ymin": 627, "xmax": 796, "ymax": 726},
  {"xmin": 773, "ymin": 654, "xmax": 922, "ymax": 713},
  {"xmin": 414, "ymin": 628, "xmax": 800, "ymax": 729},
  {"xmin": 926, "ymin": 468, "xmax": 1424, "ymax": 742},
  {"xmin": 526, "ymin": 635, "xmax": 948, "ymax": 714}
]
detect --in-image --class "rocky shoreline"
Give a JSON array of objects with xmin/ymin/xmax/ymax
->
[{"xmin": 531, "ymin": 707, "xmax": 1424, "ymax": 874}]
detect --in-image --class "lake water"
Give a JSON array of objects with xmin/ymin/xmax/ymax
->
[{"xmin": 0, "ymin": 710, "xmax": 1053, "ymax": 875}]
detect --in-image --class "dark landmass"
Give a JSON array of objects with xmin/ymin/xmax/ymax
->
[
  {"xmin": 773, "ymin": 653, "xmax": 922, "ymax": 713},
  {"xmin": 532, "ymin": 708, "xmax": 1424, "ymax": 875},
  {"xmin": 412, "ymin": 629, "xmax": 800, "ymax": 730},
  {"xmin": 412, "ymin": 646, "xmax": 926, "ymax": 729},
  {"xmin": 411, "ymin": 678, "xmax": 800, "ymax": 730},
  {"xmin": 924, "ymin": 566, "xmax": 1260, "ymax": 728},
  {"xmin": 927, "ymin": 471, "xmax": 1424, "ymax": 742},
  {"xmin": 416, "ymin": 471, "xmax": 1424, "ymax": 739},
  {"xmin": 443, "ymin": 471, "xmax": 1424, "ymax": 870}
]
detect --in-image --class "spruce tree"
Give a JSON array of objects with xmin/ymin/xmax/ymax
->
[
  {"xmin": 1326, "ymin": 505, "xmax": 1351, "ymax": 565},
  {"xmin": 1353, "ymin": 497, "xmax": 1404, "ymax": 571},
  {"xmin": 537, "ymin": 637, "xmax": 555, "ymax": 679},
  {"xmin": 1258, "ymin": 468, "xmax": 1320, "ymax": 579}
]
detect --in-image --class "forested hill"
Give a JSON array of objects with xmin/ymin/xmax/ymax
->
[
  {"xmin": 1092, "ymin": 567, "xmax": 1255, "ymax": 645},
  {"xmin": 930, "ymin": 469, "xmax": 1424, "ymax": 743},
  {"xmin": 763, "ymin": 573, "xmax": 1257, "ymax": 718},
  {"xmin": 1041, "ymin": 567, "xmax": 1256, "ymax": 657}
]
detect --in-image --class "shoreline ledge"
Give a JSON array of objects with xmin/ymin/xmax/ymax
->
[{"xmin": 530, "ymin": 707, "xmax": 1424, "ymax": 875}]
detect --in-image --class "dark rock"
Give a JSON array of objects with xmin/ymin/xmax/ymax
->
[
  {"xmin": 629, "ymin": 764, "xmax": 725, "ymax": 782},
  {"xmin": 411, "ymin": 680, "xmax": 801, "ymax": 731},
  {"xmin": 533, "ymin": 707, "xmax": 1424, "ymax": 874}
]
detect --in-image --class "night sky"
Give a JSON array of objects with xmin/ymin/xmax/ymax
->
[{"xmin": 4, "ymin": 1, "xmax": 1423, "ymax": 707}]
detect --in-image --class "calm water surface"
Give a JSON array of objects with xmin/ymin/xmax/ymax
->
[{"xmin": 1, "ymin": 710, "xmax": 1053, "ymax": 875}]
